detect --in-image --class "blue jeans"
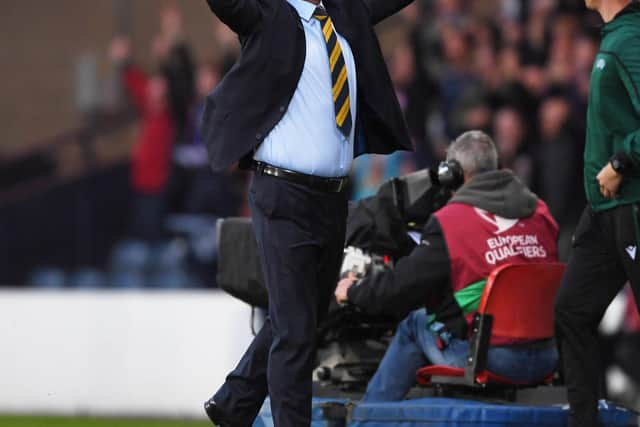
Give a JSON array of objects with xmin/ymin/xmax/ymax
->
[{"xmin": 363, "ymin": 309, "xmax": 558, "ymax": 402}]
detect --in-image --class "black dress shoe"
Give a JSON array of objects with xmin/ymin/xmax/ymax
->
[{"xmin": 204, "ymin": 397, "xmax": 237, "ymax": 427}]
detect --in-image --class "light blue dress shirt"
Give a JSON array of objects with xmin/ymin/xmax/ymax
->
[{"xmin": 253, "ymin": 0, "xmax": 357, "ymax": 178}]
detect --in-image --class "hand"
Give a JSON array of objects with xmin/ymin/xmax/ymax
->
[
  {"xmin": 335, "ymin": 272, "xmax": 357, "ymax": 305},
  {"xmin": 109, "ymin": 36, "xmax": 131, "ymax": 63},
  {"xmin": 596, "ymin": 162, "xmax": 623, "ymax": 199},
  {"xmin": 161, "ymin": 5, "xmax": 183, "ymax": 43}
]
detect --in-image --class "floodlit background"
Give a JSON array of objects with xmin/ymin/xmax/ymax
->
[{"xmin": 1, "ymin": 0, "xmax": 639, "ymax": 424}]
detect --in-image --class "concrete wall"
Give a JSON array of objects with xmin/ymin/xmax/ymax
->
[
  {"xmin": 0, "ymin": 1, "xmax": 220, "ymax": 157},
  {"xmin": 0, "ymin": 289, "xmax": 254, "ymax": 418}
]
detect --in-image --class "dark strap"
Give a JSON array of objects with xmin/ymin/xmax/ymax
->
[{"xmin": 492, "ymin": 338, "xmax": 556, "ymax": 350}]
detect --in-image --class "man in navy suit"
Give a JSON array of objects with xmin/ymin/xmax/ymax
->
[{"xmin": 202, "ymin": 0, "xmax": 415, "ymax": 425}]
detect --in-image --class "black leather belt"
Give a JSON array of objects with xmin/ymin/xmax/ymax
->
[{"xmin": 251, "ymin": 161, "xmax": 348, "ymax": 193}]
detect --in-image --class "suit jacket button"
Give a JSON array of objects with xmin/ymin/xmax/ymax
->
[
  {"xmin": 256, "ymin": 133, "xmax": 262, "ymax": 140},
  {"xmin": 279, "ymin": 106, "xmax": 285, "ymax": 113}
]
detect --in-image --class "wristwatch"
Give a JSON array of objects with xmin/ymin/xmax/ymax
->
[
  {"xmin": 611, "ymin": 157, "xmax": 624, "ymax": 174},
  {"xmin": 610, "ymin": 152, "xmax": 631, "ymax": 175}
]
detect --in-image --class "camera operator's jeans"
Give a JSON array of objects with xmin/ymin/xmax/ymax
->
[{"xmin": 363, "ymin": 309, "xmax": 558, "ymax": 402}]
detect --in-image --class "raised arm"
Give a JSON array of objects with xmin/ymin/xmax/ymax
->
[
  {"xmin": 362, "ymin": 0, "xmax": 415, "ymax": 26},
  {"xmin": 206, "ymin": 0, "xmax": 262, "ymax": 36},
  {"xmin": 109, "ymin": 37, "xmax": 147, "ymax": 114}
]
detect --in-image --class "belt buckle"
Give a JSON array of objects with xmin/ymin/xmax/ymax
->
[
  {"xmin": 261, "ymin": 163, "xmax": 274, "ymax": 177},
  {"xmin": 253, "ymin": 161, "xmax": 264, "ymax": 174},
  {"xmin": 335, "ymin": 178, "xmax": 345, "ymax": 193}
]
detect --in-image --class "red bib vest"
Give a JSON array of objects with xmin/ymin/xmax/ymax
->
[{"xmin": 434, "ymin": 200, "xmax": 559, "ymax": 335}]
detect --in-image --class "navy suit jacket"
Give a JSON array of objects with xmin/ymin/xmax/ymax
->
[{"xmin": 203, "ymin": 0, "xmax": 415, "ymax": 171}]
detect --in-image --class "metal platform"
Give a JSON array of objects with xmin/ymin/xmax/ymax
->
[{"xmin": 253, "ymin": 396, "xmax": 638, "ymax": 427}]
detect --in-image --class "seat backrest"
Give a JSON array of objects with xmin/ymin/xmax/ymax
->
[{"xmin": 478, "ymin": 262, "xmax": 565, "ymax": 341}]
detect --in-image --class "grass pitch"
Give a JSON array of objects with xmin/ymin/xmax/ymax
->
[{"xmin": 0, "ymin": 416, "xmax": 214, "ymax": 427}]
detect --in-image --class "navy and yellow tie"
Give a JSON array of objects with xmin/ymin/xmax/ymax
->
[{"xmin": 313, "ymin": 6, "xmax": 352, "ymax": 138}]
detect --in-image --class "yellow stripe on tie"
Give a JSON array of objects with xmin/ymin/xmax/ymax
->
[
  {"xmin": 322, "ymin": 20, "xmax": 333, "ymax": 41},
  {"xmin": 329, "ymin": 43, "xmax": 342, "ymax": 71},
  {"xmin": 332, "ymin": 67, "xmax": 347, "ymax": 102},
  {"xmin": 336, "ymin": 96, "xmax": 350, "ymax": 126}
]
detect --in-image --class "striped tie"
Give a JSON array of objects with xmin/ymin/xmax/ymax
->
[{"xmin": 313, "ymin": 6, "xmax": 352, "ymax": 138}]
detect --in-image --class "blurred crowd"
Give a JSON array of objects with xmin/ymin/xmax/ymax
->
[
  {"xmin": 63, "ymin": 0, "xmax": 605, "ymax": 292},
  {"xmin": 107, "ymin": 0, "xmax": 603, "ymax": 256},
  {"xmin": 377, "ymin": 0, "xmax": 600, "ymax": 236},
  {"xmin": 25, "ymin": 0, "xmax": 599, "ymax": 291},
  {"xmin": 29, "ymin": 5, "xmax": 247, "ymax": 290},
  {"xmin": 108, "ymin": 5, "xmax": 246, "ymax": 243}
]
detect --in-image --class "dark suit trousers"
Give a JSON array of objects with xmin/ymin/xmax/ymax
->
[
  {"xmin": 214, "ymin": 173, "xmax": 347, "ymax": 426},
  {"xmin": 554, "ymin": 205, "xmax": 640, "ymax": 427}
]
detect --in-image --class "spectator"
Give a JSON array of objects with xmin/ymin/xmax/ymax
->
[
  {"xmin": 521, "ymin": 0, "xmax": 554, "ymax": 66},
  {"xmin": 388, "ymin": 41, "xmax": 436, "ymax": 168},
  {"xmin": 154, "ymin": 4, "xmax": 195, "ymax": 145},
  {"xmin": 110, "ymin": 36, "xmax": 175, "ymax": 241},
  {"xmin": 493, "ymin": 106, "xmax": 534, "ymax": 187},
  {"xmin": 437, "ymin": 23, "xmax": 480, "ymax": 138},
  {"xmin": 536, "ymin": 93, "xmax": 582, "ymax": 227},
  {"xmin": 571, "ymin": 31, "xmax": 599, "ymax": 132},
  {"xmin": 351, "ymin": 153, "xmax": 413, "ymax": 202},
  {"xmin": 172, "ymin": 61, "xmax": 245, "ymax": 217}
]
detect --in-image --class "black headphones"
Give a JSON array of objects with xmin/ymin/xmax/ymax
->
[{"xmin": 437, "ymin": 159, "xmax": 464, "ymax": 190}]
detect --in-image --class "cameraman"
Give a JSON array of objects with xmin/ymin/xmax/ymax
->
[{"xmin": 335, "ymin": 130, "xmax": 560, "ymax": 402}]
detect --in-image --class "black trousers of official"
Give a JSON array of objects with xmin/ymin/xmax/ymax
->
[
  {"xmin": 555, "ymin": 204, "xmax": 640, "ymax": 427},
  {"xmin": 213, "ymin": 173, "xmax": 347, "ymax": 426}
]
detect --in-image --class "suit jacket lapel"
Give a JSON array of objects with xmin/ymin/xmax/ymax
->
[{"xmin": 323, "ymin": 0, "xmax": 357, "ymax": 42}]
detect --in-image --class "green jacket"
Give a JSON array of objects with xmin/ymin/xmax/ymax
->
[{"xmin": 585, "ymin": 3, "xmax": 640, "ymax": 211}]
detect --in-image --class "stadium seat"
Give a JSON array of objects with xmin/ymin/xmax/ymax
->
[
  {"xmin": 109, "ymin": 239, "xmax": 151, "ymax": 272},
  {"xmin": 109, "ymin": 270, "xmax": 145, "ymax": 289},
  {"xmin": 149, "ymin": 239, "xmax": 188, "ymax": 271},
  {"xmin": 67, "ymin": 267, "xmax": 107, "ymax": 288},
  {"xmin": 416, "ymin": 262, "xmax": 566, "ymax": 391},
  {"xmin": 165, "ymin": 214, "xmax": 218, "ymax": 263},
  {"xmin": 147, "ymin": 268, "xmax": 200, "ymax": 289},
  {"xmin": 29, "ymin": 267, "xmax": 66, "ymax": 288}
]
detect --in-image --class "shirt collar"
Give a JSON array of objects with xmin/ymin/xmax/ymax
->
[
  {"xmin": 602, "ymin": 1, "xmax": 640, "ymax": 34},
  {"xmin": 287, "ymin": 0, "xmax": 318, "ymax": 22},
  {"xmin": 614, "ymin": 0, "xmax": 640, "ymax": 19}
]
